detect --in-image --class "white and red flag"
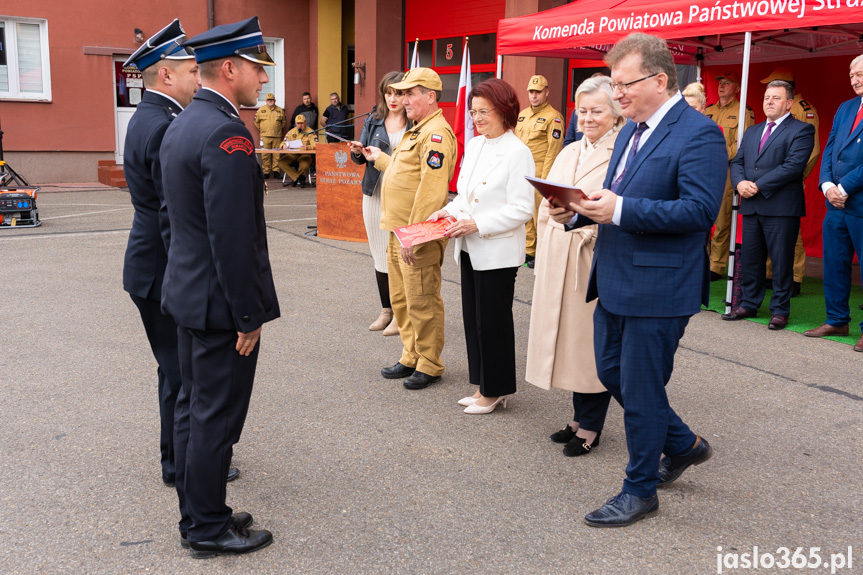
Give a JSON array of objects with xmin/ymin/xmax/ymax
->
[{"xmin": 453, "ymin": 38, "xmax": 473, "ymax": 171}]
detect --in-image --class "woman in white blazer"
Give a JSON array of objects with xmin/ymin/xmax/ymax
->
[
  {"xmin": 525, "ymin": 76, "xmax": 624, "ymax": 456},
  {"xmin": 427, "ymin": 79, "xmax": 535, "ymax": 414}
]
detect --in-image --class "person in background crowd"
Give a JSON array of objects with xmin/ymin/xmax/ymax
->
[
  {"xmin": 526, "ymin": 75, "xmax": 623, "ymax": 456},
  {"xmin": 722, "ymin": 80, "xmax": 815, "ymax": 330},
  {"xmin": 761, "ymin": 67, "xmax": 821, "ymax": 297},
  {"xmin": 563, "ymin": 108, "xmax": 584, "ymax": 147},
  {"xmin": 682, "ymin": 82, "xmax": 706, "ymax": 112},
  {"xmin": 515, "ymin": 75, "xmax": 565, "ymax": 268},
  {"xmin": 353, "ymin": 68, "xmax": 456, "ymax": 391},
  {"xmin": 322, "ymin": 92, "xmax": 352, "ymax": 142},
  {"xmin": 350, "ymin": 71, "xmax": 408, "ymax": 337},
  {"xmin": 254, "ymin": 93, "xmax": 286, "ymax": 178},
  {"xmin": 427, "ymin": 78, "xmax": 534, "ymax": 415},
  {"xmin": 705, "ymin": 70, "xmax": 755, "ymax": 281},
  {"xmin": 804, "ymin": 54, "xmax": 863, "ymax": 352},
  {"xmin": 160, "ymin": 16, "xmax": 280, "ymax": 557},
  {"xmin": 290, "ymin": 91, "xmax": 318, "ymax": 129},
  {"xmin": 278, "ymin": 115, "xmax": 317, "ymax": 188},
  {"xmin": 553, "ymin": 33, "xmax": 726, "ymax": 528}
]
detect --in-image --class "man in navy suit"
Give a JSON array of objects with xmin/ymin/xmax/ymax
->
[
  {"xmin": 551, "ymin": 33, "xmax": 726, "ymax": 527},
  {"xmin": 160, "ymin": 17, "xmax": 280, "ymax": 557},
  {"xmin": 723, "ymin": 81, "xmax": 815, "ymax": 330},
  {"xmin": 804, "ymin": 54, "xmax": 863, "ymax": 352},
  {"xmin": 122, "ymin": 20, "xmax": 218, "ymax": 487}
]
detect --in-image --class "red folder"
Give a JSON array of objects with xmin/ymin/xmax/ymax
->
[
  {"xmin": 525, "ymin": 175, "xmax": 588, "ymax": 209},
  {"xmin": 392, "ymin": 217, "xmax": 456, "ymax": 248}
]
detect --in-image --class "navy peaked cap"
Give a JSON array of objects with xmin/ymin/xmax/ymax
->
[
  {"xmin": 123, "ymin": 19, "xmax": 193, "ymax": 71},
  {"xmin": 182, "ymin": 16, "xmax": 274, "ymax": 65}
]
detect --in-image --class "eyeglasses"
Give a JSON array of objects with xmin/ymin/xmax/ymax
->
[
  {"xmin": 468, "ymin": 109, "xmax": 493, "ymax": 119},
  {"xmin": 609, "ymin": 73, "xmax": 659, "ymax": 95}
]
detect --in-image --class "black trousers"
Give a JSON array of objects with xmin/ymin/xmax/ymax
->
[
  {"xmin": 460, "ymin": 251, "xmax": 518, "ymax": 397},
  {"xmin": 174, "ymin": 327, "xmax": 259, "ymax": 541},
  {"xmin": 129, "ymin": 293, "xmax": 181, "ymax": 483},
  {"xmin": 740, "ymin": 214, "xmax": 800, "ymax": 316},
  {"xmin": 571, "ymin": 391, "xmax": 612, "ymax": 432}
]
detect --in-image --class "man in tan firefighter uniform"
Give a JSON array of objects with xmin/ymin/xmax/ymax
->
[
  {"xmin": 278, "ymin": 114, "xmax": 317, "ymax": 188},
  {"xmin": 254, "ymin": 93, "xmax": 286, "ymax": 178},
  {"xmin": 705, "ymin": 70, "xmax": 756, "ymax": 280},
  {"xmin": 761, "ymin": 67, "xmax": 821, "ymax": 295},
  {"xmin": 351, "ymin": 68, "xmax": 456, "ymax": 390},
  {"xmin": 514, "ymin": 74, "xmax": 564, "ymax": 268}
]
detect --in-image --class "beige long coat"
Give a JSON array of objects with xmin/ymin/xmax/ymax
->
[{"xmin": 525, "ymin": 129, "xmax": 620, "ymax": 392}]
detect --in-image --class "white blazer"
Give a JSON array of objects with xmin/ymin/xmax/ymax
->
[{"xmin": 443, "ymin": 130, "xmax": 535, "ymax": 270}]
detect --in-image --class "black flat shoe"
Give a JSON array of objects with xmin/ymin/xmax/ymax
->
[
  {"xmin": 657, "ymin": 436, "xmax": 713, "ymax": 487},
  {"xmin": 403, "ymin": 371, "xmax": 441, "ymax": 390},
  {"xmin": 188, "ymin": 523, "xmax": 272, "ymax": 558},
  {"xmin": 181, "ymin": 512, "xmax": 254, "ymax": 549},
  {"xmin": 584, "ymin": 492, "xmax": 659, "ymax": 528},
  {"xmin": 381, "ymin": 362, "xmax": 414, "ymax": 379},
  {"xmin": 562, "ymin": 431, "xmax": 601, "ymax": 457},
  {"xmin": 550, "ymin": 424, "xmax": 576, "ymax": 444}
]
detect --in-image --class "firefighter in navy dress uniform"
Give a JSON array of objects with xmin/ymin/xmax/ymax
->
[
  {"xmin": 159, "ymin": 16, "xmax": 280, "ymax": 558},
  {"xmin": 122, "ymin": 19, "xmax": 240, "ymax": 488}
]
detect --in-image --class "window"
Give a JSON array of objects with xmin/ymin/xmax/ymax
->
[
  {"xmin": 0, "ymin": 17, "xmax": 51, "ymax": 101},
  {"xmin": 249, "ymin": 37, "xmax": 284, "ymax": 108}
]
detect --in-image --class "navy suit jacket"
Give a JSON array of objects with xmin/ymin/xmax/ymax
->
[
  {"xmin": 122, "ymin": 91, "xmax": 181, "ymax": 300},
  {"xmin": 730, "ymin": 117, "xmax": 815, "ymax": 217},
  {"xmin": 577, "ymin": 98, "xmax": 726, "ymax": 317},
  {"xmin": 160, "ymin": 89, "xmax": 280, "ymax": 332},
  {"xmin": 563, "ymin": 110, "xmax": 584, "ymax": 147},
  {"xmin": 820, "ymin": 96, "xmax": 863, "ymax": 217}
]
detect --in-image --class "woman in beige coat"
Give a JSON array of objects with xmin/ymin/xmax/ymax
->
[{"xmin": 525, "ymin": 76, "xmax": 625, "ymax": 457}]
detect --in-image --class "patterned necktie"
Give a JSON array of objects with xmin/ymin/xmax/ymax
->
[
  {"xmin": 611, "ymin": 122, "xmax": 649, "ymax": 192},
  {"xmin": 758, "ymin": 122, "xmax": 776, "ymax": 154},
  {"xmin": 851, "ymin": 103, "xmax": 863, "ymax": 134}
]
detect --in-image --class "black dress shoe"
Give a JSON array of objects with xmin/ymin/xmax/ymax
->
[
  {"xmin": 292, "ymin": 179, "xmax": 300, "ymax": 188},
  {"xmin": 227, "ymin": 466, "xmax": 240, "ymax": 482},
  {"xmin": 403, "ymin": 371, "xmax": 441, "ymax": 390},
  {"xmin": 181, "ymin": 512, "xmax": 254, "ymax": 548},
  {"xmin": 299, "ymin": 179, "xmax": 306, "ymax": 189},
  {"xmin": 710, "ymin": 271, "xmax": 723, "ymax": 282},
  {"xmin": 657, "ymin": 436, "xmax": 713, "ymax": 487},
  {"xmin": 721, "ymin": 306, "xmax": 757, "ymax": 321},
  {"xmin": 188, "ymin": 523, "xmax": 272, "ymax": 558},
  {"xmin": 381, "ymin": 362, "xmax": 414, "ymax": 379},
  {"xmin": 768, "ymin": 315, "xmax": 788, "ymax": 330},
  {"xmin": 550, "ymin": 424, "xmax": 576, "ymax": 444},
  {"xmin": 791, "ymin": 281, "xmax": 801, "ymax": 297},
  {"xmin": 525, "ymin": 254, "xmax": 535, "ymax": 269},
  {"xmin": 584, "ymin": 492, "xmax": 659, "ymax": 527},
  {"xmin": 562, "ymin": 431, "xmax": 601, "ymax": 457}
]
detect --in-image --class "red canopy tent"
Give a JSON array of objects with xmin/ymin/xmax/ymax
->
[{"xmin": 497, "ymin": 0, "xmax": 863, "ymax": 311}]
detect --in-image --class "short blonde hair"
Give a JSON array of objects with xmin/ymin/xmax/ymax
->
[
  {"xmin": 574, "ymin": 76, "xmax": 625, "ymax": 128},
  {"xmin": 682, "ymin": 82, "xmax": 707, "ymax": 108}
]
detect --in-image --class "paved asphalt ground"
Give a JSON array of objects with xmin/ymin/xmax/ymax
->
[{"xmin": 1, "ymin": 185, "xmax": 860, "ymax": 575}]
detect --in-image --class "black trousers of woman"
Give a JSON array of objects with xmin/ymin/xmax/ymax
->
[
  {"xmin": 572, "ymin": 391, "xmax": 612, "ymax": 432},
  {"xmin": 460, "ymin": 251, "xmax": 518, "ymax": 397}
]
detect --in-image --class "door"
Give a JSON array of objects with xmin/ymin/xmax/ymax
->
[{"xmin": 114, "ymin": 58, "xmax": 143, "ymax": 165}]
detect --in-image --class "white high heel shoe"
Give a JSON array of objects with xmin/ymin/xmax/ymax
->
[
  {"xmin": 463, "ymin": 395, "xmax": 509, "ymax": 414},
  {"xmin": 457, "ymin": 396, "xmax": 479, "ymax": 406}
]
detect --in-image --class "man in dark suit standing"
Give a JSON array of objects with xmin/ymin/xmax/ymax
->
[
  {"xmin": 804, "ymin": 54, "xmax": 863, "ymax": 352},
  {"xmin": 551, "ymin": 33, "xmax": 726, "ymax": 527},
  {"xmin": 160, "ymin": 17, "xmax": 280, "ymax": 557},
  {"xmin": 123, "ymin": 21, "xmax": 238, "ymax": 487},
  {"xmin": 723, "ymin": 81, "xmax": 815, "ymax": 330}
]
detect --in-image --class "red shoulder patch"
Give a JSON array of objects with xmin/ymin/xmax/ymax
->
[{"xmin": 219, "ymin": 137, "xmax": 254, "ymax": 155}]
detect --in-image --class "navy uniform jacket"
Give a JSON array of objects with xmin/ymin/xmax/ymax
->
[
  {"xmin": 160, "ymin": 89, "xmax": 280, "ymax": 332},
  {"xmin": 123, "ymin": 90, "xmax": 181, "ymax": 300},
  {"xmin": 730, "ymin": 117, "xmax": 815, "ymax": 217},
  {"xmin": 575, "ymin": 98, "xmax": 727, "ymax": 317}
]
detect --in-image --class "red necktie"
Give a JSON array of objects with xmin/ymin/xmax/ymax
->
[{"xmin": 851, "ymin": 102, "xmax": 863, "ymax": 134}]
